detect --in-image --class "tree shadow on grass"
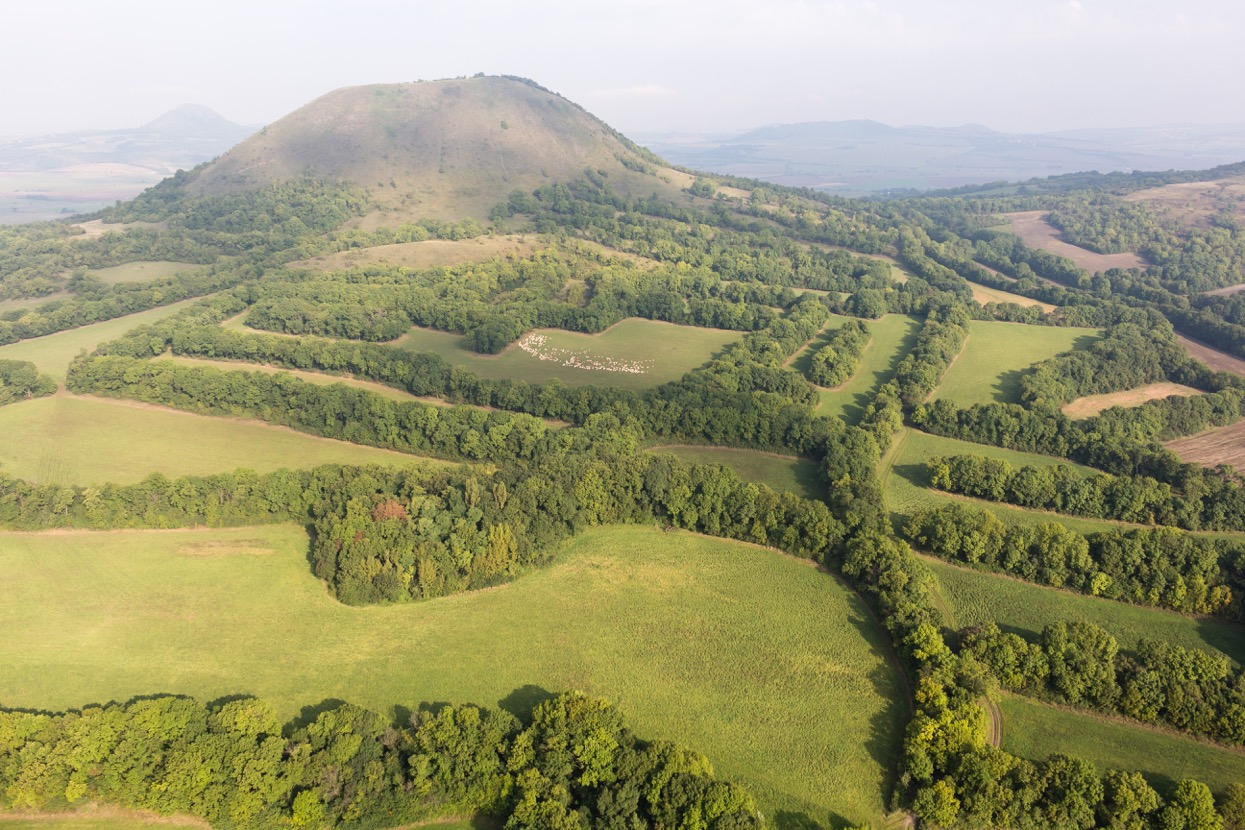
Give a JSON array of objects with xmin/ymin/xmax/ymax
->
[
  {"xmin": 993, "ymin": 368, "xmax": 1026, "ymax": 404},
  {"xmin": 844, "ymin": 610, "xmax": 909, "ymax": 813},
  {"xmin": 284, "ymin": 698, "xmax": 346, "ymax": 735},
  {"xmin": 498, "ymin": 684, "xmax": 555, "ymax": 724}
]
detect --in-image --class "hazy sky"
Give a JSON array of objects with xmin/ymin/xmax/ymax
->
[{"xmin": 2, "ymin": 0, "xmax": 1242, "ymax": 138}]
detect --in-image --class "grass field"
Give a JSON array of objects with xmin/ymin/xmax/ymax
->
[
  {"xmin": 286, "ymin": 235, "xmax": 546, "ymax": 271},
  {"xmin": 392, "ymin": 319, "xmax": 743, "ymax": 392},
  {"xmin": 923, "ymin": 556, "xmax": 1245, "ymax": 665},
  {"xmin": 0, "ymin": 395, "xmax": 449, "ymax": 485},
  {"xmin": 934, "ymin": 321, "xmax": 1100, "ymax": 407},
  {"xmin": 1000, "ymin": 695, "xmax": 1245, "ymax": 794},
  {"xmin": 0, "ymin": 523, "xmax": 906, "ymax": 827},
  {"xmin": 0, "ymin": 818, "xmax": 205, "ymax": 830},
  {"xmin": 85, "ymin": 261, "xmax": 209, "ymax": 285},
  {"xmin": 881, "ymin": 429, "xmax": 1109, "ymax": 529},
  {"xmin": 805, "ymin": 315, "xmax": 920, "ymax": 423},
  {"xmin": 646, "ymin": 445, "xmax": 822, "ymax": 500},
  {"xmin": 0, "ymin": 299, "xmax": 203, "ymax": 381}
]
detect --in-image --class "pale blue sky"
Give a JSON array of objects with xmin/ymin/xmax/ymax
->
[{"xmin": 2, "ymin": 0, "xmax": 1241, "ymax": 137}]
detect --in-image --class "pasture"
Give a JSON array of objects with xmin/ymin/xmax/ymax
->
[
  {"xmin": 286, "ymin": 234, "xmax": 547, "ymax": 271},
  {"xmin": 0, "ymin": 298, "xmax": 203, "ymax": 381},
  {"xmin": 646, "ymin": 445, "xmax": 822, "ymax": 500},
  {"xmin": 0, "ymin": 395, "xmax": 446, "ymax": 485},
  {"xmin": 1003, "ymin": 211, "xmax": 1146, "ymax": 273},
  {"xmin": 1167, "ymin": 419, "xmax": 1245, "ymax": 471},
  {"xmin": 1000, "ymin": 695, "xmax": 1245, "ymax": 794},
  {"xmin": 923, "ymin": 556, "xmax": 1245, "ymax": 665},
  {"xmin": 934, "ymin": 320, "xmax": 1099, "ymax": 407},
  {"xmin": 85, "ymin": 261, "xmax": 209, "ymax": 285},
  {"xmin": 881, "ymin": 429, "xmax": 1107, "ymax": 532},
  {"xmin": 0, "ymin": 523, "xmax": 907, "ymax": 827},
  {"xmin": 392, "ymin": 318, "xmax": 743, "ymax": 392},
  {"xmin": 1063, "ymin": 382, "xmax": 1203, "ymax": 419},
  {"xmin": 813, "ymin": 314, "xmax": 920, "ymax": 423}
]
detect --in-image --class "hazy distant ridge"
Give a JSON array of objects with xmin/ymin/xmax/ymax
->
[
  {"xmin": 0, "ymin": 105, "xmax": 253, "ymax": 174},
  {"xmin": 639, "ymin": 120, "xmax": 1245, "ymax": 193}
]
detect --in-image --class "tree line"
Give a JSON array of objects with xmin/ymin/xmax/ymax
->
[
  {"xmin": 903, "ymin": 503, "xmax": 1242, "ymax": 617},
  {"xmin": 0, "ymin": 690, "xmax": 761, "ymax": 830},
  {"xmin": 965, "ymin": 619, "xmax": 1245, "ymax": 747}
]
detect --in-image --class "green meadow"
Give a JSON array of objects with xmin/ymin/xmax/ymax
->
[
  {"xmin": 810, "ymin": 314, "xmax": 920, "ymax": 424},
  {"xmin": 1000, "ymin": 695, "xmax": 1245, "ymax": 794},
  {"xmin": 646, "ymin": 445, "xmax": 822, "ymax": 500},
  {"xmin": 935, "ymin": 321, "xmax": 1099, "ymax": 407},
  {"xmin": 0, "ymin": 299, "xmax": 203, "ymax": 381},
  {"xmin": 0, "ymin": 524, "xmax": 906, "ymax": 827},
  {"xmin": 924, "ymin": 556, "xmax": 1245, "ymax": 665},
  {"xmin": 881, "ymin": 428, "xmax": 1109, "ymax": 531},
  {"xmin": 391, "ymin": 318, "xmax": 743, "ymax": 391},
  {"xmin": 86, "ymin": 261, "xmax": 210, "ymax": 285},
  {"xmin": 0, "ymin": 395, "xmax": 446, "ymax": 485}
]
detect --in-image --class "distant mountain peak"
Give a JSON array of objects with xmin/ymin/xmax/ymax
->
[{"xmin": 141, "ymin": 105, "xmax": 246, "ymax": 136}]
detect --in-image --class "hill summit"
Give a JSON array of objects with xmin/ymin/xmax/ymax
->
[{"xmin": 187, "ymin": 75, "xmax": 681, "ymax": 223}]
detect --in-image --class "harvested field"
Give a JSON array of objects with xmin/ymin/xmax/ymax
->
[
  {"xmin": 1166, "ymin": 420, "xmax": 1245, "ymax": 470},
  {"xmin": 1178, "ymin": 334, "xmax": 1245, "ymax": 376},
  {"xmin": 1004, "ymin": 211, "xmax": 1145, "ymax": 273},
  {"xmin": 1063, "ymin": 382, "xmax": 1203, "ymax": 419},
  {"xmin": 968, "ymin": 280, "xmax": 1056, "ymax": 312},
  {"xmin": 286, "ymin": 234, "xmax": 546, "ymax": 270},
  {"xmin": 1202, "ymin": 282, "xmax": 1245, "ymax": 297}
]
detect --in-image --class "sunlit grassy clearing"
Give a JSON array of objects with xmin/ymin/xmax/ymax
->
[
  {"xmin": 646, "ymin": 445, "xmax": 822, "ymax": 500},
  {"xmin": 0, "ymin": 298, "xmax": 202, "ymax": 381},
  {"xmin": 1000, "ymin": 695, "xmax": 1245, "ymax": 794},
  {"xmin": 813, "ymin": 315, "xmax": 920, "ymax": 424},
  {"xmin": 924, "ymin": 556, "xmax": 1245, "ymax": 665},
  {"xmin": 86, "ymin": 261, "xmax": 209, "ymax": 285},
  {"xmin": 0, "ymin": 524, "xmax": 906, "ymax": 827},
  {"xmin": 0, "ymin": 395, "xmax": 447, "ymax": 486},
  {"xmin": 391, "ymin": 318, "xmax": 743, "ymax": 392},
  {"xmin": 934, "ymin": 321, "xmax": 1100, "ymax": 407},
  {"xmin": 881, "ymin": 428, "xmax": 1108, "ymax": 530}
]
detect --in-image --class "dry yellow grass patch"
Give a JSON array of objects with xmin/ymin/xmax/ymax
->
[
  {"xmin": 1062, "ymin": 382, "xmax": 1203, "ymax": 419},
  {"xmin": 658, "ymin": 167, "xmax": 696, "ymax": 188},
  {"xmin": 1124, "ymin": 174, "xmax": 1245, "ymax": 230},
  {"xmin": 1004, "ymin": 211, "xmax": 1145, "ymax": 273},
  {"xmin": 287, "ymin": 234, "xmax": 546, "ymax": 271},
  {"xmin": 715, "ymin": 185, "xmax": 750, "ymax": 200},
  {"xmin": 969, "ymin": 282, "xmax": 1057, "ymax": 312},
  {"xmin": 68, "ymin": 219, "xmax": 166, "ymax": 240}
]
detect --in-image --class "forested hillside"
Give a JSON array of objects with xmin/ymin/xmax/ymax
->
[{"xmin": 3, "ymin": 75, "xmax": 1245, "ymax": 830}]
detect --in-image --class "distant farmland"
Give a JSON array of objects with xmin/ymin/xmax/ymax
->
[{"xmin": 1004, "ymin": 211, "xmax": 1146, "ymax": 272}]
